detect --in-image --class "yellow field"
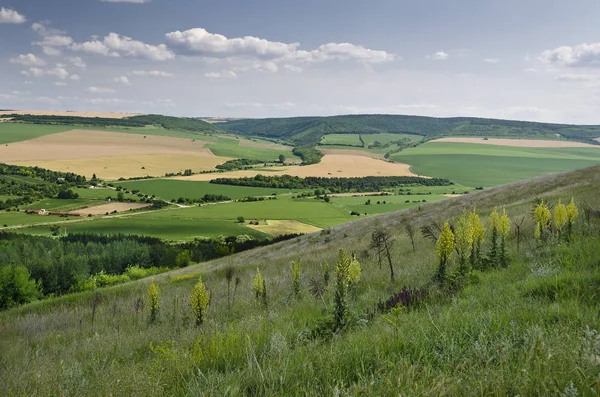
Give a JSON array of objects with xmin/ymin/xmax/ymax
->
[
  {"xmin": 175, "ymin": 154, "xmax": 418, "ymax": 181},
  {"xmin": 1, "ymin": 129, "xmax": 230, "ymax": 180},
  {"xmin": 0, "ymin": 110, "xmax": 140, "ymax": 119},
  {"xmin": 430, "ymin": 137, "xmax": 600, "ymax": 148},
  {"xmin": 246, "ymin": 220, "xmax": 322, "ymax": 236}
]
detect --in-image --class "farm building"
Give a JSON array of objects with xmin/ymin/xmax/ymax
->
[{"xmin": 25, "ymin": 209, "xmax": 46, "ymax": 215}]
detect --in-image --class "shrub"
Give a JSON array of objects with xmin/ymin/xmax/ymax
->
[
  {"xmin": 436, "ymin": 222, "xmax": 454, "ymax": 282},
  {"xmin": 190, "ymin": 278, "xmax": 210, "ymax": 326},
  {"xmin": 0, "ymin": 265, "xmax": 40, "ymax": 310},
  {"xmin": 534, "ymin": 200, "xmax": 551, "ymax": 240}
]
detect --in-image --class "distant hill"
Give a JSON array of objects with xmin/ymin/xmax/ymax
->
[
  {"xmin": 217, "ymin": 114, "xmax": 600, "ymax": 145},
  {"xmin": 6, "ymin": 114, "xmax": 220, "ymax": 135}
]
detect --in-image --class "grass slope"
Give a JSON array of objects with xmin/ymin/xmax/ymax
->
[
  {"xmin": 1, "ymin": 166, "xmax": 599, "ymax": 395},
  {"xmin": 0, "ymin": 123, "xmax": 72, "ymax": 144}
]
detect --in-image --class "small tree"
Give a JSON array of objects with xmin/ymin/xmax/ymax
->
[
  {"xmin": 190, "ymin": 277, "xmax": 210, "ymax": 326},
  {"xmin": 488, "ymin": 208, "xmax": 500, "ymax": 267},
  {"xmin": 566, "ymin": 198, "xmax": 579, "ymax": 239},
  {"xmin": 278, "ymin": 154, "xmax": 286, "ymax": 163},
  {"xmin": 291, "ymin": 260, "xmax": 301, "ymax": 299},
  {"xmin": 148, "ymin": 282, "xmax": 160, "ymax": 323},
  {"xmin": 512, "ymin": 216, "xmax": 526, "ymax": 252},
  {"xmin": 499, "ymin": 209, "xmax": 510, "ymax": 267},
  {"xmin": 404, "ymin": 222, "xmax": 416, "ymax": 252},
  {"xmin": 436, "ymin": 222, "xmax": 454, "ymax": 282},
  {"xmin": 175, "ymin": 249, "xmax": 191, "ymax": 267},
  {"xmin": 370, "ymin": 228, "xmax": 394, "ymax": 281}
]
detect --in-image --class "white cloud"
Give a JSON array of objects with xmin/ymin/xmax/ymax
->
[
  {"xmin": 205, "ymin": 71, "xmax": 237, "ymax": 80},
  {"xmin": 68, "ymin": 57, "xmax": 87, "ymax": 69},
  {"xmin": 483, "ymin": 58, "xmax": 500, "ymax": 64},
  {"xmin": 113, "ymin": 76, "xmax": 132, "ymax": 85},
  {"xmin": 42, "ymin": 46, "xmax": 62, "ymax": 56},
  {"xmin": 10, "ymin": 54, "xmax": 46, "ymax": 66},
  {"xmin": 70, "ymin": 74, "xmax": 81, "ymax": 81},
  {"xmin": 540, "ymin": 43, "xmax": 600, "ymax": 67},
  {"xmin": 284, "ymin": 64, "xmax": 302, "ymax": 72},
  {"xmin": 35, "ymin": 34, "xmax": 73, "ymax": 47},
  {"xmin": 86, "ymin": 97, "xmax": 130, "ymax": 104},
  {"xmin": 35, "ymin": 96, "xmax": 61, "ymax": 105},
  {"xmin": 0, "ymin": 7, "xmax": 26, "ymax": 24},
  {"xmin": 54, "ymin": 82, "xmax": 67, "ymax": 87},
  {"xmin": 130, "ymin": 70, "xmax": 173, "ymax": 77},
  {"xmin": 554, "ymin": 73, "xmax": 599, "ymax": 82},
  {"xmin": 71, "ymin": 33, "xmax": 174, "ymax": 60},
  {"xmin": 25, "ymin": 66, "xmax": 70, "ymax": 80},
  {"xmin": 86, "ymin": 86, "xmax": 117, "ymax": 94},
  {"xmin": 428, "ymin": 51, "xmax": 449, "ymax": 60},
  {"xmin": 165, "ymin": 28, "xmax": 393, "ymax": 64},
  {"xmin": 101, "ymin": 0, "xmax": 151, "ymax": 3}
]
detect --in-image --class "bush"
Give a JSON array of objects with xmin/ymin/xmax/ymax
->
[{"xmin": 0, "ymin": 265, "xmax": 40, "ymax": 310}]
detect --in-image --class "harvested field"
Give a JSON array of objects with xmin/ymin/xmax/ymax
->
[
  {"xmin": 246, "ymin": 220, "xmax": 322, "ymax": 236},
  {"xmin": 77, "ymin": 202, "xmax": 150, "ymax": 215},
  {"xmin": 0, "ymin": 110, "xmax": 140, "ymax": 118},
  {"xmin": 431, "ymin": 137, "xmax": 600, "ymax": 148},
  {"xmin": 596, "ymin": 138, "xmax": 600, "ymax": 143},
  {"xmin": 1, "ymin": 129, "xmax": 230, "ymax": 179},
  {"xmin": 174, "ymin": 154, "xmax": 418, "ymax": 181}
]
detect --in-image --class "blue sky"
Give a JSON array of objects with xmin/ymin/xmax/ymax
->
[{"xmin": 1, "ymin": 0, "xmax": 600, "ymax": 122}]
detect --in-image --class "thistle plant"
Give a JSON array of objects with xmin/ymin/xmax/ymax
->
[
  {"xmin": 291, "ymin": 260, "xmax": 301, "ymax": 299},
  {"xmin": 468, "ymin": 207, "xmax": 486, "ymax": 270},
  {"xmin": 436, "ymin": 222, "xmax": 454, "ymax": 282},
  {"xmin": 566, "ymin": 198, "xmax": 579, "ymax": 239},
  {"xmin": 148, "ymin": 282, "xmax": 160, "ymax": 323},
  {"xmin": 333, "ymin": 249, "xmax": 351, "ymax": 331},
  {"xmin": 499, "ymin": 208, "xmax": 510, "ymax": 267},
  {"xmin": 190, "ymin": 277, "xmax": 210, "ymax": 326},
  {"xmin": 534, "ymin": 200, "xmax": 551, "ymax": 240},
  {"xmin": 488, "ymin": 208, "xmax": 500, "ymax": 267},
  {"xmin": 454, "ymin": 210, "xmax": 474, "ymax": 276}
]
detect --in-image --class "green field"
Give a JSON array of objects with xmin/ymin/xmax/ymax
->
[
  {"xmin": 205, "ymin": 137, "xmax": 297, "ymax": 161},
  {"xmin": 0, "ymin": 123, "xmax": 72, "ymax": 144},
  {"xmin": 116, "ymin": 180, "xmax": 303, "ymax": 201},
  {"xmin": 320, "ymin": 134, "xmax": 363, "ymax": 146},
  {"xmin": 362, "ymin": 132, "xmax": 423, "ymax": 146},
  {"xmin": 331, "ymin": 193, "xmax": 447, "ymax": 215},
  {"xmin": 394, "ymin": 142, "xmax": 600, "ymax": 187}
]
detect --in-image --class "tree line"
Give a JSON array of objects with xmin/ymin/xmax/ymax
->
[{"xmin": 210, "ymin": 175, "xmax": 453, "ymax": 192}]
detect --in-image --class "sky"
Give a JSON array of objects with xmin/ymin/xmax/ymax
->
[{"xmin": 1, "ymin": 0, "xmax": 600, "ymax": 123}]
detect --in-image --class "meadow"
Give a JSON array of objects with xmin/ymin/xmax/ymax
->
[
  {"xmin": 0, "ymin": 123, "xmax": 72, "ymax": 144},
  {"xmin": 1, "ymin": 166, "xmax": 599, "ymax": 395},
  {"xmin": 116, "ymin": 180, "xmax": 304, "ymax": 201}
]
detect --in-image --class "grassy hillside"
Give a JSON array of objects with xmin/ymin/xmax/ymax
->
[
  {"xmin": 1, "ymin": 166, "xmax": 599, "ymax": 395},
  {"xmin": 219, "ymin": 114, "xmax": 600, "ymax": 145}
]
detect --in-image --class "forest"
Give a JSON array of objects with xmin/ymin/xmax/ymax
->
[
  {"xmin": 0, "ymin": 232, "xmax": 298, "ymax": 310},
  {"xmin": 210, "ymin": 175, "xmax": 453, "ymax": 191}
]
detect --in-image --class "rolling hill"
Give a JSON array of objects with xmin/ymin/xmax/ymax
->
[{"xmin": 1, "ymin": 165, "xmax": 599, "ymax": 395}]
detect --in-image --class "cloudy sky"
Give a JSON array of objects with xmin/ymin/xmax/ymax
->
[{"xmin": 1, "ymin": 0, "xmax": 600, "ymax": 122}]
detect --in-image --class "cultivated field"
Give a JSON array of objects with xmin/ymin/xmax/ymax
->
[
  {"xmin": 393, "ymin": 142, "xmax": 600, "ymax": 187},
  {"xmin": 0, "ymin": 110, "xmax": 140, "ymax": 118},
  {"xmin": 431, "ymin": 137, "xmax": 600, "ymax": 148},
  {"xmin": 247, "ymin": 219, "xmax": 322, "ymax": 235},
  {"xmin": 76, "ymin": 202, "xmax": 150, "ymax": 215},
  {"xmin": 0, "ymin": 130, "xmax": 231, "ymax": 179},
  {"xmin": 175, "ymin": 154, "xmax": 418, "ymax": 181}
]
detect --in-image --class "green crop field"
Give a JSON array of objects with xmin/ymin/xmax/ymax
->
[
  {"xmin": 0, "ymin": 123, "xmax": 72, "ymax": 144},
  {"xmin": 393, "ymin": 142, "xmax": 600, "ymax": 187},
  {"xmin": 205, "ymin": 137, "xmax": 298, "ymax": 161},
  {"xmin": 331, "ymin": 193, "xmax": 448, "ymax": 215},
  {"xmin": 116, "ymin": 180, "xmax": 303, "ymax": 201},
  {"xmin": 320, "ymin": 134, "xmax": 363, "ymax": 146}
]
